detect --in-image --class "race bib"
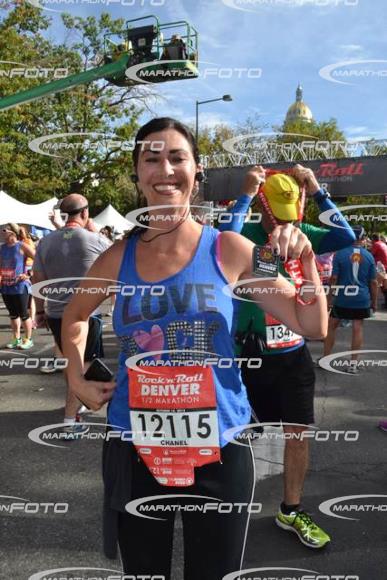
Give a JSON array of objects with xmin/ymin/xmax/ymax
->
[
  {"xmin": 265, "ymin": 313, "xmax": 302, "ymax": 349},
  {"xmin": 128, "ymin": 366, "xmax": 220, "ymax": 487},
  {"xmin": 0, "ymin": 268, "xmax": 17, "ymax": 286}
]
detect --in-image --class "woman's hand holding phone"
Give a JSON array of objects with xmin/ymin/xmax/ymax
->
[
  {"xmin": 71, "ymin": 378, "xmax": 116, "ymax": 412},
  {"xmin": 70, "ymin": 358, "xmax": 116, "ymax": 411}
]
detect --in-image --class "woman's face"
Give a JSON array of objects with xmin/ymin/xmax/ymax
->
[{"xmin": 136, "ymin": 129, "xmax": 198, "ymax": 208}]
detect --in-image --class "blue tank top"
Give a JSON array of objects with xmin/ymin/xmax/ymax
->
[
  {"xmin": 0, "ymin": 242, "xmax": 30, "ymax": 295},
  {"xmin": 108, "ymin": 225, "xmax": 250, "ymax": 447}
]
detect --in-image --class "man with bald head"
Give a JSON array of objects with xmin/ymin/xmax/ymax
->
[
  {"xmin": 61, "ymin": 193, "xmax": 88, "ymax": 214},
  {"xmin": 33, "ymin": 193, "xmax": 111, "ymax": 435}
]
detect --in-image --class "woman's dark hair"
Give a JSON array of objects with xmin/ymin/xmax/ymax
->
[{"xmin": 132, "ymin": 117, "xmax": 199, "ymax": 169}]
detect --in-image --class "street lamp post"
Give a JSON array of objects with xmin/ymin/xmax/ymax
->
[{"xmin": 195, "ymin": 94, "xmax": 233, "ymax": 143}]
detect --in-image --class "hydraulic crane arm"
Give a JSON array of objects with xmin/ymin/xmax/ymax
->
[{"xmin": 0, "ymin": 54, "xmax": 130, "ymax": 112}]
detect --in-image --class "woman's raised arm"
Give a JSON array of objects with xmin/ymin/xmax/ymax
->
[{"xmin": 218, "ymin": 230, "xmax": 328, "ymax": 340}]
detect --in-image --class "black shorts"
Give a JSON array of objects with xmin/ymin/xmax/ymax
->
[
  {"xmin": 2, "ymin": 290, "xmax": 30, "ymax": 320},
  {"xmin": 47, "ymin": 315, "xmax": 103, "ymax": 362},
  {"xmin": 241, "ymin": 343, "xmax": 315, "ymax": 425},
  {"xmin": 331, "ymin": 306, "xmax": 371, "ymax": 320}
]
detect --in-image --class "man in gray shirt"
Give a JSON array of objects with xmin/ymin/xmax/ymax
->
[{"xmin": 33, "ymin": 194, "xmax": 111, "ymax": 433}]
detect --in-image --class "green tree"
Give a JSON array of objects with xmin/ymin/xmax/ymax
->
[
  {"xmin": 276, "ymin": 118, "xmax": 347, "ymax": 162},
  {"xmin": 197, "ymin": 113, "xmax": 269, "ymax": 169},
  {"xmin": 0, "ymin": 3, "xmax": 159, "ymax": 215},
  {"xmin": 340, "ymin": 195, "xmax": 386, "ymax": 236},
  {"xmin": 196, "ymin": 123, "xmax": 236, "ymax": 166}
]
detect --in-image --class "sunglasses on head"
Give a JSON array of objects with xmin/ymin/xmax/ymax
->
[{"xmin": 55, "ymin": 201, "xmax": 88, "ymax": 215}]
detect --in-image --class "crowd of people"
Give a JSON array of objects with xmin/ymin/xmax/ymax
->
[
  {"xmin": 0, "ymin": 216, "xmax": 117, "ymax": 355},
  {"xmin": 1, "ymin": 117, "xmax": 387, "ymax": 579}
]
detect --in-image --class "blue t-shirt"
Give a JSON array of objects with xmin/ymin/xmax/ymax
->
[{"xmin": 332, "ymin": 246, "xmax": 376, "ymax": 308}]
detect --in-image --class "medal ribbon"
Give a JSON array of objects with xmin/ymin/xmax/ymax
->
[
  {"xmin": 65, "ymin": 221, "xmax": 82, "ymax": 228},
  {"xmin": 257, "ymin": 178, "xmax": 314, "ymax": 303}
]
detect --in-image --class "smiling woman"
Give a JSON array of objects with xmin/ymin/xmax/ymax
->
[{"xmin": 61, "ymin": 116, "xmax": 327, "ymax": 580}]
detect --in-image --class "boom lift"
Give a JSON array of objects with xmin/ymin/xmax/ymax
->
[{"xmin": 0, "ymin": 16, "xmax": 199, "ymax": 111}]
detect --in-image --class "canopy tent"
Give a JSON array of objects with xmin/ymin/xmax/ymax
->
[
  {"xmin": 0, "ymin": 190, "xmax": 58, "ymax": 230},
  {"xmin": 93, "ymin": 204, "xmax": 134, "ymax": 233}
]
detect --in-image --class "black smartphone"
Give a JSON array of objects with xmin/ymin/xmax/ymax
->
[{"xmin": 84, "ymin": 358, "xmax": 114, "ymax": 382}]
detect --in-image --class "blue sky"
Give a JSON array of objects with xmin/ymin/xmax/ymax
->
[{"xmin": 19, "ymin": 0, "xmax": 387, "ymax": 140}]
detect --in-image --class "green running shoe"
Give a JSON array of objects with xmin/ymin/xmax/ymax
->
[
  {"xmin": 6, "ymin": 337, "xmax": 22, "ymax": 349},
  {"xmin": 19, "ymin": 338, "xmax": 34, "ymax": 350},
  {"xmin": 275, "ymin": 508, "xmax": 331, "ymax": 549}
]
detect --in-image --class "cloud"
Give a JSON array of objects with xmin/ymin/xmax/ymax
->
[
  {"xmin": 187, "ymin": 111, "xmax": 232, "ymax": 130},
  {"xmin": 345, "ymin": 126, "xmax": 369, "ymax": 135},
  {"xmin": 339, "ymin": 44, "xmax": 364, "ymax": 52},
  {"xmin": 344, "ymin": 125, "xmax": 387, "ymax": 141},
  {"xmin": 200, "ymin": 34, "xmax": 229, "ymax": 50}
]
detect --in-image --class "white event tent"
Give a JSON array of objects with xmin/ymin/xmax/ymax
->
[
  {"xmin": 0, "ymin": 190, "xmax": 58, "ymax": 230},
  {"xmin": 0, "ymin": 192, "xmax": 133, "ymax": 235},
  {"xmin": 93, "ymin": 204, "xmax": 134, "ymax": 233}
]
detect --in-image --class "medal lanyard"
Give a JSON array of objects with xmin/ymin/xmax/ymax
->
[
  {"xmin": 257, "ymin": 182, "xmax": 311, "ymax": 300},
  {"xmin": 65, "ymin": 221, "xmax": 82, "ymax": 228}
]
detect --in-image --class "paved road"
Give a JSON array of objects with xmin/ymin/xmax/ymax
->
[{"xmin": 0, "ymin": 303, "xmax": 386, "ymax": 580}]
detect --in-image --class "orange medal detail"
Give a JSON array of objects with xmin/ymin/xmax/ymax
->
[{"xmin": 128, "ymin": 365, "xmax": 220, "ymax": 487}]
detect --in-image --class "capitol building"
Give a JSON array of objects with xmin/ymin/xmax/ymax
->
[{"xmin": 285, "ymin": 84, "xmax": 313, "ymax": 123}]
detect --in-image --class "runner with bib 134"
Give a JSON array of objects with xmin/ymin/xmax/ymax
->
[{"xmin": 219, "ymin": 164, "xmax": 355, "ymax": 550}]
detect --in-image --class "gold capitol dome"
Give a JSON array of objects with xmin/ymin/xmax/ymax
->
[{"xmin": 285, "ymin": 84, "xmax": 313, "ymax": 123}]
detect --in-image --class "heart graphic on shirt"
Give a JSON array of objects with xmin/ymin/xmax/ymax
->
[{"xmin": 132, "ymin": 325, "xmax": 164, "ymax": 360}]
